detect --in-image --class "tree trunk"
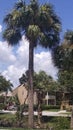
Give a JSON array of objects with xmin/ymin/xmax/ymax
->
[
  {"xmin": 37, "ymin": 91, "xmax": 42, "ymax": 126},
  {"xmin": 28, "ymin": 42, "xmax": 34, "ymax": 128},
  {"xmin": 60, "ymin": 92, "xmax": 65, "ymax": 110},
  {"xmin": 70, "ymin": 106, "xmax": 73, "ymax": 129},
  {"xmin": 38, "ymin": 104, "xmax": 42, "ymax": 126}
]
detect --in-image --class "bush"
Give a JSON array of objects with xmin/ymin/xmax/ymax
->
[
  {"xmin": 53, "ymin": 117, "xmax": 70, "ymax": 130},
  {"xmin": 0, "ymin": 96, "xmax": 5, "ymax": 103},
  {"xmin": 21, "ymin": 104, "xmax": 38, "ymax": 111},
  {"xmin": 41, "ymin": 105, "xmax": 60, "ymax": 111},
  {"xmin": 45, "ymin": 117, "xmax": 70, "ymax": 130},
  {"xmin": 0, "ymin": 113, "xmax": 28, "ymax": 128},
  {"xmin": 0, "ymin": 103, "xmax": 6, "ymax": 110},
  {"xmin": 14, "ymin": 104, "xmax": 60, "ymax": 112}
]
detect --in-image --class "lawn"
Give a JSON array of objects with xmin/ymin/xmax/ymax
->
[
  {"xmin": 0, "ymin": 128, "xmax": 73, "ymax": 130},
  {"xmin": 0, "ymin": 112, "xmax": 71, "ymax": 130},
  {"xmin": 0, "ymin": 128, "xmax": 24, "ymax": 130},
  {"xmin": 0, "ymin": 128, "xmax": 47, "ymax": 130},
  {"xmin": 0, "ymin": 113, "xmax": 15, "ymax": 119}
]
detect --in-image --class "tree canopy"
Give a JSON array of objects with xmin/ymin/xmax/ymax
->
[
  {"xmin": 0, "ymin": 74, "xmax": 13, "ymax": 92},
  {"xmin": 53, "ymin": 30, "xmax": 73, "ymax": 92},
  {"xmin": 19, "ymin": 70, "xmax": 58, "ymax": 93},
  {"xmin": 3, "ymin": 0, "xmax": 61, "ymax": 48},
  {"xmin": 53, "ymin": 30, "xmax": 73, "ymax": 71}
]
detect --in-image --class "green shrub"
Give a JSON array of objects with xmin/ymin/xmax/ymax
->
[
  {"xmin": 45, "ymin": 117, "xmax": 70, "ymax": 130},
  {"xmin": 21, "ymin": 104, "xmax": 38, "ymax": 111},
  {"xmin": 0, "ymin": 103, "xmax": 6, "ymax": 110},
  {"xmin": 15, "ymin": 104, "xmax": 60, "ymax": 112},
  {"xmin": 53, "ymin": 117, "xmax": 70, "ymax": 130},
  {"xmin": 0, "ymin": 95, "xmax": 5, "ymax": 103},
  {"xmin": 41, "ymin": 105, "xmax": 60, "ymax": 111}
]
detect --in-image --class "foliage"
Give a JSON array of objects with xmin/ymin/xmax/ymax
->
[
  {"xmin": 0, "ymin": 74, "xmax": 13, "ymax": 92},
  {"xmin": 19, "ymin": 70, "xmax": 29, "ymax": 87},
  {"xmin": 0, "ymin": 113, "xmax": 70, "ymax": 129},
  {"xmin": 0, "ymin": 95, "xmax": 5, "ymax": 103},
  {"xmin": 52, "ymin": 30, "xmax": 73, "ymax": 129},
  {"xmin": 34, "ymin": 71, "xmax": 54, "ymax": 90},
  {"xmin": 0, "ymin": 103, "xmax": 5, "ymax": 110},
  {"xmin": 41, "ymin": 105, "xmax": 60, "ymax": 111},
  {"xmin": 58, "ymin": 70, "xmax": 73, "ymax": 92},
  {"xmin": 53, "ymin": 30, "xmax": 73, "ymax": 70},
  {"xmin": 0, "ymin": 128, "xmax": 47, "ymax": 130},
  {"xmin": 14, "ymin": 95, "xmax": 24, "ymax": 122},
  {"xmin": 53, "ymin": 30, "xmax": 73, "ymax": 93},
  {"xmin": 19, "ymin": 70, "xmax": 58, "ymax": 92},
  {"xmin": 53, "ymin": 44, "xmax": 73, "ymax": 71},
  {"xmin": 3, "ymin": 0, "xmax": 61, "ymax": 47},
  {"xmin": 53, "ymin": 117, "xmax": 70, "ymax": 130}
]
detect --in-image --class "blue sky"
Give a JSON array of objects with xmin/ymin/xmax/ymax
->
[{"xmin": 0, "ymin": 0, "xmax": 73, "ymax": 87}]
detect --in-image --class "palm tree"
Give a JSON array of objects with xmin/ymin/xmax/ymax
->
[{"xmin": 3, "ymin": 0, "xmax": 61, "ymax": 128}]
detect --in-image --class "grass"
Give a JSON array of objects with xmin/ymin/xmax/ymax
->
[
  {"xmin": 0, "ymin": 128, "xmax": 24, "ymax": 130},
  {"xmin": 0, "ymin": 112, "xmax": 71, "ymax": 130},
  {"xmin": 0, "ymin": 128, "xmax": 73, "ymax": 130},
  {"xmin": 42, "ymin": 108, "xmax": 60, "ymax": 112},
  {"xmin": 0, "ymin": 128, "xmax": 47, "ymax": 130},
  {"xmin": 0, "ymin": 113, "xmax": 15, "ymax": 119}
]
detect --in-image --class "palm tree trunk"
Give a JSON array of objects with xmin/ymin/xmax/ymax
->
[{"xmin": 28, "ymin": 42, "xmax": 34, "ymax": 128}]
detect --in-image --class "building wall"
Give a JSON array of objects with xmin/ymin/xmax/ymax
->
[
  {"xmin": 12, "ymin": 84, "xmax": 38, "ymax": 105},
  {"xmin": 12, "ymin": 85, "xmax": 56, "ymax": 106},
  {"xmin": 44, "ymin": 92, "xmax": 56, "ymax": 105}
]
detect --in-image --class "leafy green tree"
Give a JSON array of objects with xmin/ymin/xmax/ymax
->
[
  {"xmin": 3, "ymin": 0, "xmax": 61, "ymax": 127},
  {"xmin": 53, "ymin": 30, "xmax": 73, "ymax": 71},
  {"xmin": 19, "ymin": 70, "xmax": 58, "ymax": 92},
  {"xmin": 56, "ymin": 70, "xmax": 73, "ymax": 109},
  {"xmin": 19, "ymin": 70, "xmax": 58, "ymax": 126},
  {"xmin": 0, "ymin": 74, "xmax": 13, "ymax": 109},
  {"xmin": 58, "ymin": 71, "xmax": 73, "ymax": 92},
  {"xmin": 19, "ymin": 70, "xmax": 29, "ymax": 86},
  {"xmin": 53, "ymin": 30, "xmax": 73, "ymax": 91},
  {"xmin": 33, "ymin": 71, "xmax": 58, "ymax": 126},
  {"xmin": 53, "ymin": 30, "xmax": 73, "ymax": 128},
  {"xmin": 0, "ymin": 74, "xmax": 13, "ymax": 93},
  {"xmin": 34, "ymin": 71, "xmax": 59, "ymax": 92}
]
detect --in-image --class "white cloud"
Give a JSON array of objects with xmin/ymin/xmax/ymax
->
[
  {"xmin": 0, "ymin": 25, "xmax": 2, "ymax": 33},
  {"xmin": 0, "ymin": 41, "xmax": 16, "ymax": 64},
  {"xmin": 34, "ymin": 51, "xmax": 58, "ymax": 79},
  {"xmin": 2, "ymin": 65, "xmax": 26, "ymax": 87},
  {"xmin": 1, "ymin": 36, "xmax": 29, "ymax": 87},
  {"xmin": 0, "ymin": 36, "xmax": 58, "ymax": 88},
  {"xmin": 16, "ymin": 36, "xmax": 29, "ymax": 68}
]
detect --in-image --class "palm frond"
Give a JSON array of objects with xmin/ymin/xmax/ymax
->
[
  {"xmin": 14, "ymin": 0, "xmax": 25, "ymax": 10},
  {"xmin": 3, "ymin": 28, "xmax": 21, "ymax": 45}
]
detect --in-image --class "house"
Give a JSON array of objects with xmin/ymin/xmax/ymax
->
[
  {"xmin": 12, "ymin": 84, "xmax": 38, "ymax": 105},
  {"xmin": 0, "ymin": 91, "xmax": 12, "ymax": 97},
  {"xmin": 0, "ymin": 84, "xmax": 56, "ymax": 106},
  {"xmin": 44, "ymin": 92, "xmax": 56, "ymax": 105},
  {"xmin": 12, "ymin": 84, "xmax": 56, "ymax": 105}
]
